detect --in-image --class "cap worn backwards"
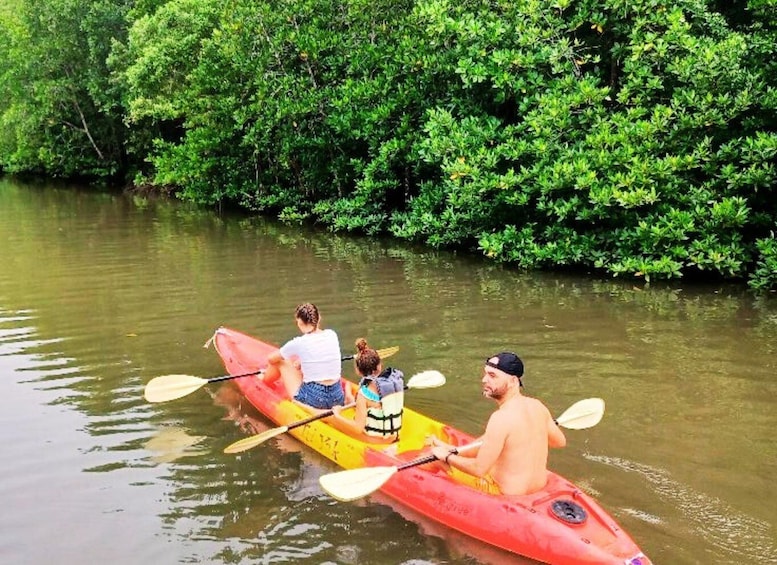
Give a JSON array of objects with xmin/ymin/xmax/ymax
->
[{"xmin": 485, "ymin": 352, "xmax": 524, "ymax": 379}]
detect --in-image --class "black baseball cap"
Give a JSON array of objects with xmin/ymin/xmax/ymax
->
[{"xmin": 485, "ymin": 352, "xmax": 524, "ymax": 381}]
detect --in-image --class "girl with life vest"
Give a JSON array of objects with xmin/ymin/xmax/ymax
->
[{"xmin": 330, "ymin": 338, "xmax": 405, "ymax": 443}]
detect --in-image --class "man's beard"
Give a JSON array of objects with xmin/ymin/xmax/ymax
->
[{"xmin": 483, "ymin": 384, "xmax": 508, "ymax": 401}]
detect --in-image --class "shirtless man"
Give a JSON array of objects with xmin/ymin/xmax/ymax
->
[{"xmin": 430, "ymin": 352, "xmax": 566, "ymax": 496}]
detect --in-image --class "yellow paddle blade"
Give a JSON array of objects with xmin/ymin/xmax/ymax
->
[
  {"xmin": 319, "ymin": 465, "xmax": 399, "ymax": 502},
  {"xmin": 556, "ymin": 398, "xmax": 605, "ymax": 429},
  {"xmin": 143, "ymin": 374, "xmax": 208, "ymax": 403},
  {"xmin": 223, "ymin": 425, "xmax": 290, "ymax": 454},
  {"xmin": 376, "ymin": 346, "xmax": 399, "ymax": 359}
]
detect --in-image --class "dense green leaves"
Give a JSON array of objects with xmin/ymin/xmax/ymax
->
[
  {"xmin": 0, "ymin": 0, "xmax": 130, "ymax": 178},
  {"xmin": 1, "ymin": 0, "xmax": 776, "ymax": 289}
]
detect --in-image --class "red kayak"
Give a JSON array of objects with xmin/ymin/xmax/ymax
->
[{"xmin": 212, "ymin": 326, "xmax": 650, "ymax": 565}]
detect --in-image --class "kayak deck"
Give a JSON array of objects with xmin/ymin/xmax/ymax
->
[{"xmin": 212, "ymin": 326, "xmax": 650, "ymax": 565}]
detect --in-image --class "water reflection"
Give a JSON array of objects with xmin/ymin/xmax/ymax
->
[
  {"xmin": 209, "ymin": 382, "xmax": 504, "ymax": 565},
  {"xmin": 143, "ymin": 426, "xmax": 208, "ymax": 464},
  {"xmin": 1, "ymin": 178, "xmax": 776, "ymax": 564}
]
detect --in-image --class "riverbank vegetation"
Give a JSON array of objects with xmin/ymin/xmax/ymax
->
[{"xmin": 1, "ymin": 0, "xmax": 776, "ymax": 288}]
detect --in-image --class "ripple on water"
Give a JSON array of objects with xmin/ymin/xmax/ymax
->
[{"xmin": 585, "ymin": 453, "xmax": 777, "ymax": 564}]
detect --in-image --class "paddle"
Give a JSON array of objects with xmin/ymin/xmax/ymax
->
[
  {"xmin": 223, "ymin": 369, "xmax": 447, "ymax": 454},
  {"xmin": 342, "ymin": 345, "xmax": 399, "ymax": 361},
  {"xmin": 318, "ymin": 397, "xmax": 605, "ymax": 502},
  {"xmin": 143, "ymin": 346, "xmax": 400, "ymax": 403}
]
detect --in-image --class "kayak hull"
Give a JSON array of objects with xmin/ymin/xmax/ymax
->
[{"xmin": 212, "ymin": 327, "xmax": 650, "ymax": 565}]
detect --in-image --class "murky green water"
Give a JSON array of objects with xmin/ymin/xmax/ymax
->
[{"xmin": 1, "ymin": 177, "xmax": 775, "ymax": 564}]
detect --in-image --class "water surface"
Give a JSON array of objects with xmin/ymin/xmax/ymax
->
[{"xmin": 1, "ymin": 178, "xmax": 775, "ymax": 564}]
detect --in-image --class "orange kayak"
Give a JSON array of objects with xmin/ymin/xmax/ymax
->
[{"xmin": 213, "ymin": 326, "xmax": 650, "ymax": 565}]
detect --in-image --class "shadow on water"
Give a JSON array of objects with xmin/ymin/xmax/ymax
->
[{"xmin": 1, "ymin": 178, "xmax": 776, "ymax": 564}]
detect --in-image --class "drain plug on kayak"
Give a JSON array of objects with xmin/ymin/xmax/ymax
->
[{"xmin": 550, "ymin": 499, "xmax": 588, "ymax": 524}]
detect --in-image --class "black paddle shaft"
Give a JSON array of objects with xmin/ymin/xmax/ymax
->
[
  {"xmin": 208, "ymin": 370, "xmax": 263, "ymax": 383},
  {"xmin": 397, "ymin": 454, "xmax": 438, "ymax": 471},
  {"xmin": 396, "ymin": 444, "xmax": 457, "ymax": 471},
  {"xmin": 213, "ymin": 352, "xmax": 376, "ymax": 382},
  {"xmin": 286, "ymin": 382, "xmax": 413, "ymax": 431}
]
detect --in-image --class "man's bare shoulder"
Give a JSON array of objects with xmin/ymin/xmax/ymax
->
[
  {"xmin": 485, "ymin": 406, "xmax": 514, "ymax": 434},
  {"xmin": 495, "ymin": 396, "xmax": 551, "ymax": 421},
  {"xmin": 528, "ymin": 395, "xmax": 552, "ymax": 411},
  {"xmin": 489, "ymin": 397, "xmax": 527, "ymax": 426}
]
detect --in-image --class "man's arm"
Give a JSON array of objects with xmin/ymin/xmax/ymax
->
[
  {"xmin": 548, "ymin": 410, "xmax": 566, "ymax": 448},
  {"xmin": 432, "ymin": 414, "xmax": 506, "ymax": 477}
]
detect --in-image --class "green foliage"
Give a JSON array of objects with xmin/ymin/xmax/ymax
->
[
  {"xmin": 0, "ymin": 0, "xmax": 130, "ymax": 178},
  {"xmin": 384, "ymin": 0, "xmax": 777, "ymax": 288},
  {"xmin": 750, "ymin": 233, "xmax": 777, "ymax": 291},
  {"xmin": 2, "ymin": 0, "xmax": 777, "ymax": 289}
]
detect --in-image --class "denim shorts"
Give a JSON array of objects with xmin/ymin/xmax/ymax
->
[{"xmin": 294, "ymin": 380, "xmax": 345, "ymax": 409}]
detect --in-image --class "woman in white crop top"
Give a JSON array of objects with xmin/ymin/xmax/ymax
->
[{"xmin": 265, "ymin": 303, "xmax": 345, "ymax": 409}]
